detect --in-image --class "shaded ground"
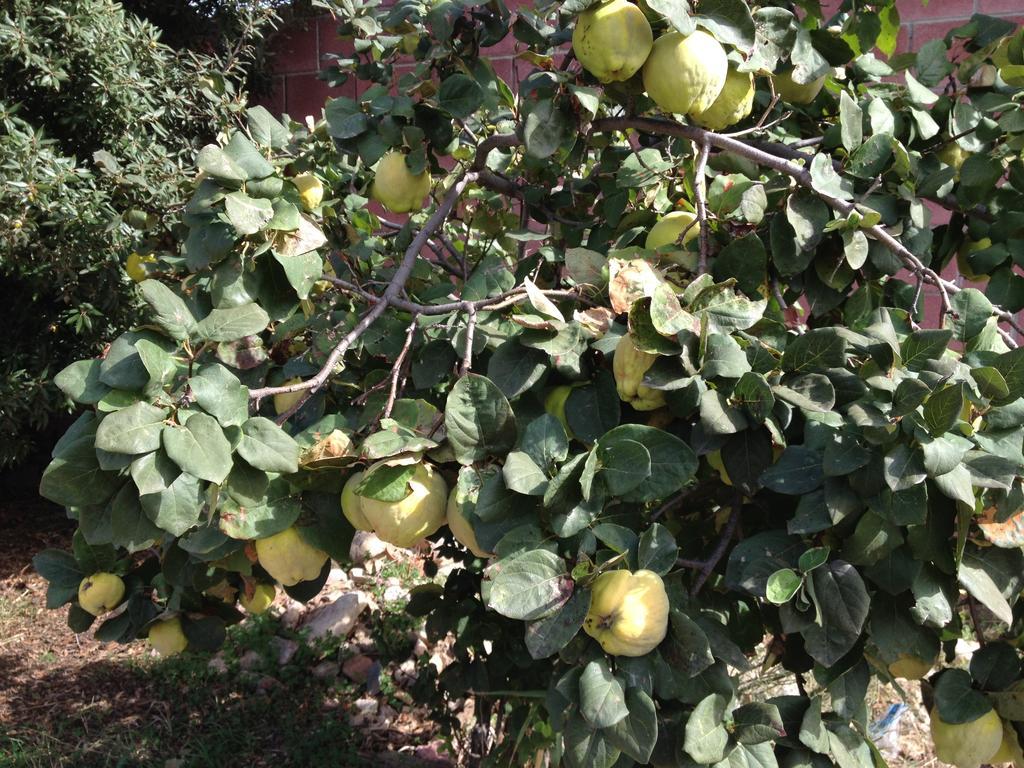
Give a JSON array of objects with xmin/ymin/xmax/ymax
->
[
  {"xmin": 0, "ymin": 472, "xmax": 446, "ymax": 768},
  {"xmin": 0, "ymin": 464, "xmax": 941, "ymax": 767}
]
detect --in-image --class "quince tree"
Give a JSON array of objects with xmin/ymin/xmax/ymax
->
[{"xmin": 29, "ymin": 0, "xmax": 1024, "ymax": 764}]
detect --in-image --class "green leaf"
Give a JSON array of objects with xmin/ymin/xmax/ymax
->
[
  {"xmin": 563, "ymin": 713, "xmax": 620, "ymax": 768},
  {"xmin": 236, "ymin": 417, "xmax": 300, "ymax": 474},
  {"xmin": 809, "ymin": 153, "xmax": 854, "ymax": 201},
  {"xmin": 138, "ymin": 280, "xmax": 196, "ymax": 341},
  {"xmin": 195, "ymin": 303, "xmax": 270, "ymax": 342},
  {"xmin": 140, "ymin": 471, "xmax": 204, "ymax": 536},
  {"xmin": 838, "ymin": 91, "xmax": 863, "ymax": 152},
  {"xmin": 524, "ymin": 99, "xmax": 568, "ymax": 160},
  {"xmin": 95, "ymin": 402, "xmax": 168, "ymax": 455},
  {"xmin": 438, "ymin": 74, "xmax": 484, "ymax": 119},
  {"xmin": 357, "ymin": 463, "xmax": 417, "ymax": 502},
  {"xmin": 760, "ymin": 447, "xmax": 822, "ymax": 494},
  {"xmin": 524, "ymin": 587, "xmax": 590, "ymax": 660},
  {"xmin": 900, "ymin": 329, "xmax": 951, "ymax": 370},
  {"xmin": 485, "ymin": 549, "xmax": 572, "ymax": 621},
  {"xmin": 162, "ymin": 413, "xmax": 233, "ymax": 485},
  {"xmin": 223, "ymin": 132, "xmax": 274, "ymax": 179},
  {"xmin": 579, "ymin": 659, "xmax": 628, "ymax": 729},
  {"xmin": 883, "ymin": 444, "xmax": 927, "ymax": 491},
  {"xmin": 695, "ymin": 0, "xmax": 755, "ymax": 48},
  {"xmin": 130, "ymin": 450, "xmax": 180, "ymax": 496},
  {"xmin": 782, "ymin": 328, "xmax": 847, "ymax": 373},
  {"xmin": 799, "ymin": 561, "xmax": 870, "ymax": 667},
  {"xmin": 732, "ymin": 702, "xmax": 785, "ymax": 745},
  {"xmin": 444, "ymin": 374, "xmax": 518, "ymax": 465},
  {"xmin": 325, "ymin": 97, "xmax": 368, "ymax": 139},
  {"xmin": 684, "ymin": 693, "xmax": 729, "ymax": 764},
  {"xmin": 959, "ymin": 552, "xmax": 1013, "ymax": 626},
  {"xmin": 54, "ymin": 360, "xmax": 110, "ymax": 405},
  {"xmin": 646, "ymin": 0, "xmax": 695, "ymax": 34},
  {"xmin": 786, "ymin": 193, "xmax": 829, "ymax": 252},
  {"xmin": 637, "ymin": 523, "xmax": 677, "ymax": 576},
  {"xmin": 486, "ymin": 341, "xmax": 549, "ymax": 400},
  {"xmin": 109, "ymin": 484, "xmax": 162, "ymax": 552},
  {"xmin": 596, "ymin": 425, "xmax": 696, "ymax": 502},
  {"xmin": 603, "ymin": 688, "xmax": 657, "ymax": 763},
  {"xmin": 247, "ymin": 105, "xmax": 289, "ymax": 148},
  {"xmin": 219, "ymin": 480, "xmax": 302, "ymax": 540},
  {"xmin": 922, "ymin": 383, "xmax": 964, "ymax": 437},
  {"xmin": 224, "ymin": 191, "xmax": 274, "ymax": 236},
  {"xmin": 33, "ymin": 549, "xmax": 84, "ymax": 608},
  {"xmin": 663, "ymin": 609, "xmax": 715, "ymax": 678},
  {"xmin": 597, "ymin": 438, "xmax": 651, "ymax": 496},
  {"xmin": 189, "ymin": 364, "xmax": 249, "ymax": 428},
  {"xmin": 766, "ymin": 568, "xmax": 802, "ymax": 605},
  {"xmin": 933, "ymin": 668, "xmax": 996, "ymax": 724},
  {"xmin": 196, "ymin": 143, "xmax": 246, "ymax": 184},
  {"xmin": 273, "ymin": 250, "xmax": 323, "ymax": 300}
]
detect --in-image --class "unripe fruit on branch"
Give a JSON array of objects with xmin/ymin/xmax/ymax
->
[
  {"xmin": 148, "ymin": 617, "xmax": 188, "ymax": 657},
  {"xmin": 772, "ymin": 68, "xmax": 825, "ymax": 105},
  {"xmin": 571, "ymin": 0, "xmax": 653, "ymax": 84},
  {"xmin": 292, "ymin": 173, "xmax": 324, "ymax": 211},
  {"xmin": 446, "ymin": 487, "xmax": 493, "ymax": 558},
  {"xmin": 126, "ymin": 252, "xmax": 156, "ymax": 283},
  {"xmin": 583, "ymin": 569, "xmax": 669, "ymax": 656},
  {"xmin": 254, "ymin": 526, "xmax": 329, "ymax": 586},
  {"xmin": 690, "ymin": 67, "xmax": 755, "ymax": 131},
  {"xmin": 613, "ymin": 334, "xmax": 666, "ymax": 411},
  {"xmin": 240, "ymin": 583, "xmax": 276, "ymax": 614},
  {"xmin": 642, "ymin": 30, "xmax": 728, "ymax": 116},
  {"xmin": 273, "ymin": 378, "xmax": 305, "ymax": 415},
  {"xmin": 928, "ymin": 706, "xmax": 1003, "ymax": 768},
  {"xmin": 341, "ymin": 462, "xmax": 447, "ymax": 548},
  {"xmin": 78, "ymin": 572, "xmax": 125, "ymax": 616},
  {"xmin": 370, "ymin": 151, "xmax": 431, "ymax": 214}
]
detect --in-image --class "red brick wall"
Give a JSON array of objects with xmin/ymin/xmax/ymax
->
[{"xmin": 261, "ymin": 0, "xmax": 1023, "ymax": 119}]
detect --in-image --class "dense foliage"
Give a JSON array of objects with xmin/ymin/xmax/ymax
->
[
  {"xmin": 0, "ymin": 0, "xmax": 273, "ymax": 465},
  {"xmin": 32, "ymin": 0, "xmax": 1024, "ymax": 765}
]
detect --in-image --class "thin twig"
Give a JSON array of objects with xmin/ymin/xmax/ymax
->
[
  {"xmin": 460, "ymin": 305, "xmax": 477, "ymax": 376},
  {"xmin": 249, "ymin": 170, "xmax": 480, "ymax": 404},
  {"xmin": 591, "ymin": 116, "xmax": 1022, "ymax": 346},
  {"xmin": 693, "ymin": 139, "xmax": 712, "ymax": 274},
  {"xmin": 383, "ymin": 317, "xmax": 419, "ymax": 419}
]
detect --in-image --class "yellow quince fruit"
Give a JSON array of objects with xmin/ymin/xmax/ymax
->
[
  {"xmin": 929, "ymin": 706, "xmax": 1004, "ymax": 768},
  {"xmin": 78, "ymin": 572, "xmax": 125, "ymax": 616},
  {"xmin": 273, "ymin": 377, "xmax": 305, "ymax": 416},
  {"xmin": 938, "ymin": 142, "xmax": 970, "ymax": 173},
  {"xmin": 126, "ymin": 252, "xmax": 156, "ymax": 283},
  {"xmin": 991, "ymin": 721, "xmax": 1024, "ymax": 765},
  {"xmin": 707, "ymin": 449, "xmax": 732, "ymax": 486},
  {"xmin": 772, "ymin": 68, "xmax": 826, "ymax": 105},
  {"xmin": 571, "ymin": 0, "xmax": 653, "ymax": 84},
  {"xmin": 292, "ymin": 173, "xmax": 324, "ymax": 211},
  {"xmin": 240, "ymin": 583, "xmax": 276, "ymax": 615},
  {"xmin": 446, "ymin": 487, "xmax": 494, "ymax": 559},
  {"xmin": 340, "ymin": 462, "xmax": 447, "ymax": 548},
  {"xmin": 583, "ymin": 569, "xmax": 669, "ymax": 656},
  {"xmin": 956, "ymin": 236, "xmax": 993, "ymax": 283},
  {"xmin": 613, "ymin": 334, "xmax": 666, "ymax": 411},
  {"xmin": 543, "ymin": 384, "xmax": 576, "ymax": 438},
  {"xmin": 341, "ymin": 471, "xmax": 375, "ymax": 532},
  {"xmin": 642, "ymin": 30, "xmax": 728, "ymax": 116},
  {"xmin": 646, "ymin": 210, "xmax": 699, "ymax": 267},
  {"xmin": 255, "ymin": 526, "xmax": 329, "ymax": 586},
  {"xmin": 148, "ymin": 617, "xmax": 188, "ymax": 657},
  {"xmin": 690, "ymin": 67, "xmax": 755, "ymax": 131},
  {"xmin": 887, "ymin": 652, "xmax": 935, "ymax": 680},
  {"xmin": 370, "ymin": 151, "xmax": 431, "ymax": 214}
]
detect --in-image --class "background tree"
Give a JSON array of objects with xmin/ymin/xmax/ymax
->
[
  {"xmin": 30, "ymin": 0, "xmax": 1024, "ymax": 765},
  {"xmin": 0, "ymin": 0, "xmax": 275, "ymax": 467}
]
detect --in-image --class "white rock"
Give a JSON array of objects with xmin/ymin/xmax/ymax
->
[
  {"xmin": 303, "ymin": 592, "xmax": 369, "ymax": 640},
  {"xmin": 383, "ymin": 585, "xmax": 408, "ymax": 603},
  {"xmin": 270, "ymin": 636, "xmax": 299, "ymax": 666},
  {"xmin": 326, "ymin": 567, "xmax": 350, "ymax": 587},
  {"xmin": 238, "ymin": 649, "xmax": 263, "ymax": 671},
  {"xmin": 350, "ymin": 531, "xmax": 388, "ymax": 564}
]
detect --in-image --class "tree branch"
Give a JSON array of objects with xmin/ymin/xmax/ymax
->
[
  {"xmin": 693, "ymin": 139, "xmax": 711, "ymax": 274},
  {"xmin": 249, "ymin": 170, "xmax": 479, "ymax": 404},
  {"xmin": 592, "ymin": 116, "xmax": 1021, "ymax": 346}
]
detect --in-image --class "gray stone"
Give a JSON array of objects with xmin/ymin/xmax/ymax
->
[
  {"xmin": 349, "ymin": 531, "xmax": 388, "ymax": 565},
  {"xmin": 238, "ymin": 649, "xmax": 263, "ymax": 671},
  {"xmin": 312, "ymin": 660, "xmax": 340, "ymax": 680},
  {"xmin": 270, "ymin": 636, "xmax": 299, "ymax": 666},
  {"xmin": 303, "ymin": 592, "xmax": 369, "ymax": 640}
]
